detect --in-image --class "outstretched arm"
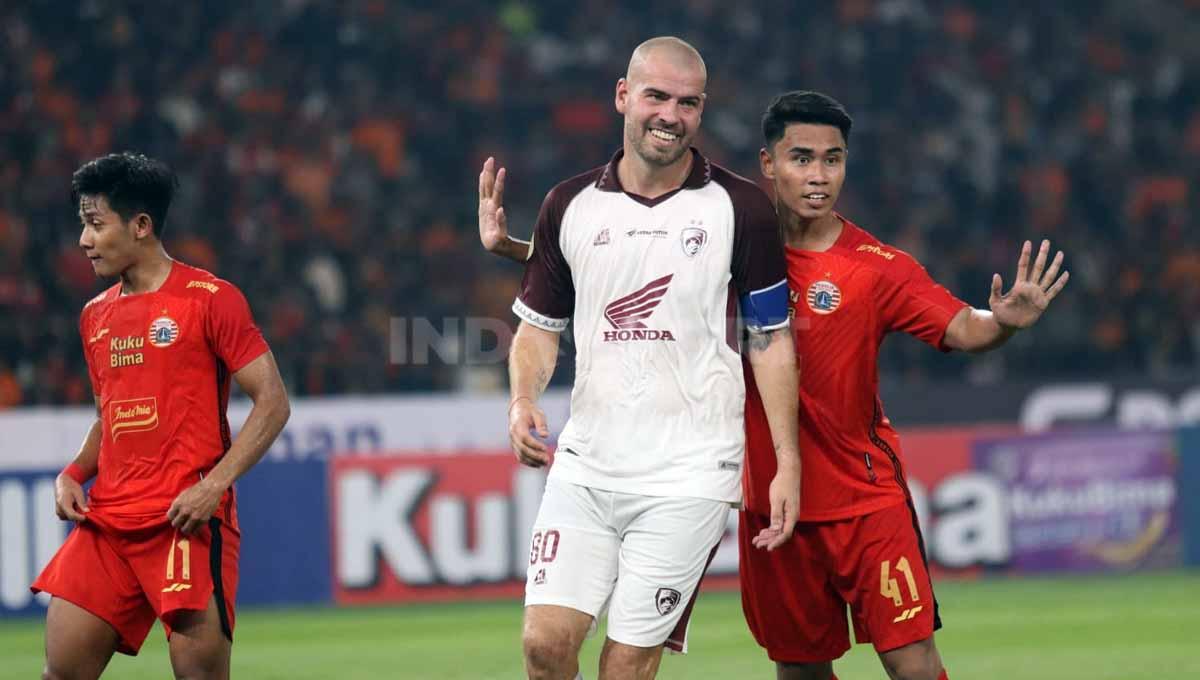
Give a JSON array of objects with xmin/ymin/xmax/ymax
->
[
  {"xmin": 944, "ymin": 239, "xmax": 1069, "ymax": 353},
  {"xmin": 479, "ymin": 157, "xmax": 533, "ymax": 263}
]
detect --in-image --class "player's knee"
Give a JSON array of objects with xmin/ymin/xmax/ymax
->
[
  {"xmin": 886, "ymin": 665, "xmax": 942, "ymax": 680},
  {"xmin": 171, "ymin": 659, "xmax": 221, "ymax": 680},
  {"xmin": 42, "ymin": 665, "xmax": 92, "ymax": 680},
  {"xmin": 522, "ymin": 627, "xmax": 577, "ymax": 675},
  {"xmin": 776, "ymin": 660, "xmax": 834, "ymax": 680},
  {"xmin": 170, "ymin": 644, "xmax": 226, "ymax": 680},
  {"xmin": 880, "ymin": 646, "xmax": 941, "ymax": 680}
]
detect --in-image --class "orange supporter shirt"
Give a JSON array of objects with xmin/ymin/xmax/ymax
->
[
  {"xmin": 743, "ymin": 216, "xmax": 968, "ymax": 521},
  {"xmin": 79, "ymin": 261, "xmax": 268, "ymax": 532}
]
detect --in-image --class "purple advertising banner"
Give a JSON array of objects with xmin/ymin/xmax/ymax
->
[{"xmin": 973, "ymin": 429, "xmax": 1180, "ymax": 572}]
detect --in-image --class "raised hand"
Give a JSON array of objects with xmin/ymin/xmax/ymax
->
[
  {"xmin": 478, "ymin": 157, "xmax": 510, "ymax": 253},
  {"xmin": 990, "ymin": 239, "xmax": 1069, "ymax": 331}
]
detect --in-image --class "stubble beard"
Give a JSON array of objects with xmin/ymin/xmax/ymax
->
[{"xmin": 627, "ymin": 120, "xmax": 689, "ymax": 167}]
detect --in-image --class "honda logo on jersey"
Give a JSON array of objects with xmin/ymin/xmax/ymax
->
[{"xmin": 603, "ymin": 275, "xmax": 676, "ymax": 342}]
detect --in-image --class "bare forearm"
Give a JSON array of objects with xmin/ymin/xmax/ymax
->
[
  {"xmin": 206, "ymin": 394, "xmax": 289, "ymax": 489},
  {"xmin": 70, "ymin": 419, "xmax": 103, "ymax": 476},
  {"xmin": 509, "ymin": 324, "xmax": 559, "ymax": 401},
  {"xmin": 494, "ymin": 236, "xmax": 532, "ymax": 263},
  {"xmin": 747, "ymin": 328, "xmax": 801, "ymax": 468},
  {"xmin": 945, "ymin": 308, "xmax": 1016, "ymax": 353}
]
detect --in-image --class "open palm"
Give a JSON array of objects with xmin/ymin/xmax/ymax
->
[
  {"xmin": 990, "ymin": 239, "xmax": 1069, "ymax": 330},
  {"xmin": 478, "ymin": 156, "xmax": 509, "ymax": 253}
]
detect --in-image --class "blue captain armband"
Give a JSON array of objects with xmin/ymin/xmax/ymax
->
[{"xmin": 739, "ymin": 279, "xmax": 790, "ymax": 332}]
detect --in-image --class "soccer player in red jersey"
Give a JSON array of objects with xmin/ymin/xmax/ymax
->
[
  {"xmin": 740, "ymin": 91, "xmax": 1068, "ymax": 680},
  {"xmin": 32, "ymin": 153, "xmax": 290, "ymax": 680}
]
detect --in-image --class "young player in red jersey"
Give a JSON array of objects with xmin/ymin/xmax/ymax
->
[
  {"xmin": 740, "ymin": 91, "xmax": 1068, "ymax": 680},
  {"xmin": 32, "ymin": 153, "xmax": 290, "ymax": 680}
]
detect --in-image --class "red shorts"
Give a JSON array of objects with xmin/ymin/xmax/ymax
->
[
  {"xmin": 32, "ymin": 517, "xmax": 239, "ymax": 655},
  {"xmin": 739, "ymin": 500, "xmax": 940, "ymax": 663}
]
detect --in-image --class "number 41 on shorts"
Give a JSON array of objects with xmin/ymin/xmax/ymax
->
[{"xmin": 880, "ymin": 557, "xmax": 921, "ymax": 622}]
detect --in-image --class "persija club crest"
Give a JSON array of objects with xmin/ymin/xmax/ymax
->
[
  {"xmin": 148, "ymin": 316, "xmax": 180, "ymax": 347},
  {"xmin": 806, "ymin": 280, "xmax": 842, "ymax": 315}
]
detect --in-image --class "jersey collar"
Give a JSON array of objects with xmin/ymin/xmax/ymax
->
[{"xmin": 595, "ymin": 147, "xmax": 712, "ymax": 206}]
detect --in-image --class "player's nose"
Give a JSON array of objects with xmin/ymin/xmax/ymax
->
[{"xmin": 656, "ymin": 104, "xmax": 681, "ymax": 125}]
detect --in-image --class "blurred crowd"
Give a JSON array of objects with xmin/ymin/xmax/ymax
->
[{"xmin": 1, "ymin": 0, "xmax": 1196, "ymax": 407}]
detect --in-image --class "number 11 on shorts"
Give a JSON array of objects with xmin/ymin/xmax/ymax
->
[{"xmin": 164, "ymin": 536, "xmax": 192, "ymax": 592}]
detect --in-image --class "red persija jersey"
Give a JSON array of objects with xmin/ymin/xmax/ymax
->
[
  {"xmin": 78, "ymin": 261, "xmax": 268, "ymax": 531},
  {"xmin": 743, "ymin": 216, "xmax": 968, "ymax": 521}
]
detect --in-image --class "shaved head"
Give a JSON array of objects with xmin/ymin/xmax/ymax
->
[
  {"xmin": 626, "ymin": 36, "xmax": 707, "ymax": 90},
  {"xmin": 615, "ymin": 36, "xmax": 707, "ymax": 173}
]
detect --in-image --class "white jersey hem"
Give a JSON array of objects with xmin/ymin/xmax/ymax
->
[{"xmin": 547, "ymin": 458, "xmax": 741, "ymax": 505}]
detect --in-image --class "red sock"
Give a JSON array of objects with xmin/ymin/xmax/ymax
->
[{"xmin": 939, "ymin": 670, "xmax": 949, "ymax": 680}]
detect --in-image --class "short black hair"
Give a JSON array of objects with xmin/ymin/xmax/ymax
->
[
  {"xmin": 71, "ymin": 152, "xmax": 178, "ymax": 237},
  {"xmin": 762, "ymin": 91, "xmax": 853, "ymax": 150}
]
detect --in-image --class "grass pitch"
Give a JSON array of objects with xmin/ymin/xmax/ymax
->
[{"xmin": 0, "ymin": 570, "xmax": 1196, "ymax": 679}]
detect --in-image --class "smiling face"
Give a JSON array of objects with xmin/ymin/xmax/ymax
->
[
  {"xmin": 760, "ymin": 122, "xmax": 847, "ymax": 221},
  {"xmin": 615, "ymin": 46, "xmax": 706, "ymax": 168},
  {"xmin": 77, "ymin": 194, "xmax": 149, "ymax": 278}
]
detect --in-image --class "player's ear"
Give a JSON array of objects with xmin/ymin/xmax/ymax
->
[
  {"xmin": 615, "ymin": 78, "xmax": 629, "ymax": 115},
  {"xmin": 131, "ymin": 213, "xmax": 155, "ymax": 240},
  {"xmin": 759, "ymin": 147, "xmax": 775, "ymax": 180}
]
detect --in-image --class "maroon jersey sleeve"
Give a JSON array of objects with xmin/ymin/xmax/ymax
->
[
  {"xmin": 723, "ymin": 171, "xmax": 787, "ymax": 297},
  {"xmin": 513, "ymin": 183, "xmax": 579, "ymax": 332},
  {"xmin": 712, "ymin": 167, "xmax": 789, "ymax": 331},
  {"xmin": 206, "ymin": 282, "xmax": 269, "ymax": 371},
  {"xmin": 883, "ymin": 254, "xmax": 969, "ymax": 351}
]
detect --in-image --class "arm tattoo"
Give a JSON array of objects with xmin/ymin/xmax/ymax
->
[{"xmin": 747, "ymin": 327, "xmax": 780, "ymax": 353}]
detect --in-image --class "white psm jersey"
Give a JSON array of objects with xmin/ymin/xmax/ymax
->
[{"xmin": 514, "ymin": 148, "xmax": 789, "ymax": 503}]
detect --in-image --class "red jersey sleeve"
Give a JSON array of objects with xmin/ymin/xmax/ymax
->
[
  {"xmin": 883, "ymin": 254, "xmax": 969, "ymax": 352},
  {"xmin": 79, "ymin": 310, "xmax": 101, "ymax": 396},
  {"xmin": 206, "ymin": 283, "xmax": 269, "ymax": 372}
]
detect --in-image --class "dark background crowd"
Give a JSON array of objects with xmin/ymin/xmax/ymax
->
[{"xmin": 1, "ymin": 0, "xmax": 1196, "ymax": 407}]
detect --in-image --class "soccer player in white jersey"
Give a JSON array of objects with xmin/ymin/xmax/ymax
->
[{"xmin": 479, "ymin": 37, "xmax": 802, "ymax": 680}]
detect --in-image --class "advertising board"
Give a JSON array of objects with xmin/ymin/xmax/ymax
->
[{"xmin": 974, "ymin": 430, "xmax": 1180, "ymax": 571}]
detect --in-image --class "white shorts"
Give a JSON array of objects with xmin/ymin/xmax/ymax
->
[{"xmin": 524, "ymin": 475, "xmax": 731, "ymax": 653}]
